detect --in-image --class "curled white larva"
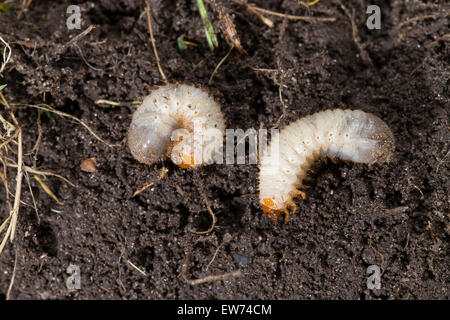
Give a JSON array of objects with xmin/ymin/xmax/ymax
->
[
  {"xmin": 259, "ymin": 109, "xmax": 395, "ymax": 223},
  {"xmin": 127, "ymin": 84, "xmax": 226, "ymax": 168}
]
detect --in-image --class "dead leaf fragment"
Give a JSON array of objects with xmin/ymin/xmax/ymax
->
[{"xmin": 80, "ymin": 158, "xmax": 97, "ymax": 173}]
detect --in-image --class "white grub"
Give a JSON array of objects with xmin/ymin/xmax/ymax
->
[
  {"xmin": 259, "ymin": 109, "xmax": 395, "ymax": 223},
  {"xmin": 127, "ymin": 84, "xmax": 226, "ymax": 168}
]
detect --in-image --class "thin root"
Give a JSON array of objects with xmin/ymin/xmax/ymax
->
[
  {"xmin": 190, "ymin": 188, "xmax": 217, "ymax": 235},
  {"xmin": 145, "ymin": 0, "xmax": 169, "ymax": 84},
  {"xmin": 15, "ymin": 104, "xmax": 118, "ymax": 148},
  {"xmin": 181, "ymin": 253, "xmax": 242, "ymax": 285},
  {"xmin": 208, "ymin": 46, "xmax": 234, "ymax": 85},
  {"xmin": 337, "ymin": 1, "xmax": 373, "ymax": 66}
]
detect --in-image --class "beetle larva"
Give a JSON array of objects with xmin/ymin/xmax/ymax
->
[
  {"xmin": 259, "ymin": 109, "xmax": 395, "ymax": 223},
  {"xmin": 127, "ymin": 84, "xmax": 226, "ymax": 168}
]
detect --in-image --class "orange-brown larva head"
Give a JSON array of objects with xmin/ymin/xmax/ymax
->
[
  {"xmin": 261, "ymin": 198, "xmax": 284, "ymax": 224},
  {"xmin": 167, "ymin": 139, "xmax": 197, "ymax": 169},
  {"xmin": 176, "ymin": 152, "xmax": 196, "ymax": 169},
  {"xmin": 261, "ymin": 191, "xmax": 302, "ymax": 223}
]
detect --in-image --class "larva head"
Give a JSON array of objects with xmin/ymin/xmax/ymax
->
[
  {"xmin": 343, "ymin": 111, "xmax": 395, "ymax": 164},
  {"xmin": 360, "ymin": 113, "xmax": 395, "ymax": 164},
  {"xmin": 168, "ymin": 129, "xmax": 198, "ymax": 169},
  {"xmin": 168, "ymin": 144, "xmax": 197, "ymax": 169},
  {"xmin": 261, "ymin": 197, "xmax": 284, "ymax": 223}
]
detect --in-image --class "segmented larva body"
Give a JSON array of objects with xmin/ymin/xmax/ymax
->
[
  {"xmin": 259, "ymin": 109, "xmax": 395, "ymax": 223},
  {"xmin": 127, "ymin": 84, "xmax": 226, "ymax": 168}
]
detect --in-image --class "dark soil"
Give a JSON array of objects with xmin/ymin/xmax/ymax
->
[{"xmin": 0, "ymin": 0, "xmax": 448, "ymax": 299}]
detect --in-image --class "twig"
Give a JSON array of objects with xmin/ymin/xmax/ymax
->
[
  {"xmin": 145, "ymin": 0, "xmax": 168, "ymax": 84},
  {"xmin": 181, "ymin": 253, "xmax": 242, "ymax": 285}
]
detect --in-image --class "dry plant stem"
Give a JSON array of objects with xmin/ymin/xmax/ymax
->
[
  {"xmin": 246, "ymin": 5, "xmax": 274, "ymax": 28},
  {"xmin": 8, "ymin": 126, "xmax": 22, "ymax": 242},
  {"xmin": 132, "ymin": 182, "xmax": 154, "ymax": 198},
  {"xmin": 0, "ymin": 36, "xmax": 12, "ymax": 74},
  {"xmin": 145, "ymin": 0, "xmax": 168, "ymax": 85},
  {"xmin": 6, "ymin": 162, "xmax": 74, "ymax": 187},
  {"xmin": 33, "ymin": 174, "xmax": 64, "ymax": 205},
  {"xmin": 0, "ymin": 92, "xmax": 24, "ymax": 253},
  {"xmin": 301, "ymin": 0, "xmax": 321, "ymax": 6},
  {"xmin": 0, "ymin": 159, "xmax": 12, "ymax": 213},
  {"xmin": 6, "ymin": 248, "xmax": 18, "ymax": 300},
  {"xmin": 206, "ymin": 234, "xmax": 232, "ymax": 271},
  {"xmin": 16, "ymin": 104, "xmax": 117, "ymax": 148},
  {"xmin": 231, "ymin": 0, "xmax": 336, "ymax": 22},
  {"xmin": 0, "ymin": 128, "xmax": 19, "ymax": 150},
  {"xmin": 26, "ymin": 109, "xmax": 42, "ymax": 160},
  {"xmin": 56, "ymin": 25, "xmax": 96, "ymax": 55},
  {"xmin": 208, "ymin": 46, "xmax": 234, "ymax": 84},
  {"xmin": 181, "ymin": 253, "xmax": 242, "ymax": 285},
  {"xmin": 338, "ymin": 1, "xmax": 373, "ymax": 66},
  {"xmin": 23, "ymin": 170, "xmax": 40, "ymax": 223}
]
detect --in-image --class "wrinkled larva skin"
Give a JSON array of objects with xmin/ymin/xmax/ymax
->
[
  {"xmin": 127, "ymin": 84, "xmax": 226, "ymax": 168},
  {"xmin": 259, "ymin": 109, "xmax": 395, "ymax": 223}
]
